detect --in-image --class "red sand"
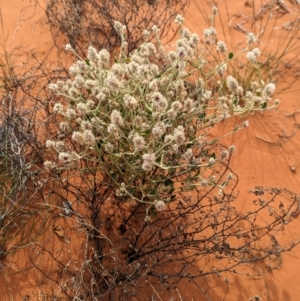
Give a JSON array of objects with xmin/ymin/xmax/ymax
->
[{"xmin": 1, "ymin": 0, "xmax": 300, "ymax": 300}]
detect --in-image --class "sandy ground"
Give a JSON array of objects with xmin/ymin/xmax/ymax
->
[{"xmin": 1, "ymin": 0, "xmax": 300, "ymax": 300}]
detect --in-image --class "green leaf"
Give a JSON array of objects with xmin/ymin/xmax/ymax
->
[
  {"xmin": 148, "ymin": 206, "xmax": 157, "ymax": 218},
  {"xmin": 69, "ymin": 101, "xmax": 75, "ymax": 106},
  {"xmin": 233, "ymin": 98, "xmax": 238, "ymax": 106},
  {"xmin": 199, "ymin": 112, "xmax": 206, "ymax": 119},
  {"xmin": 109, "ymin": 172, "xmax": 117, "ymax": 181},
  {"xmin": 168, "ymin": 168, "xmax": 176, "ymax": 175},
  {"xmin": 164, "ymin": 179, "xmax": 173, "ymax": 186},
  {"xmin": 85, "ymin": 59, "xmax": 90, "ymax": 66},
  {"xmin": 261, "ymin": 102, "xmax": 267, "ymax": 109},
  {"xmin": 97, "ymin": 139, "xmax": 103, "ymax": 149},
  {"xmin": 209, "ymin": 139, "xmax": 217, "ymax": 145},
  {"xmin": 228, "ymin": 52, "xmax": 234, "ymax": 59}
]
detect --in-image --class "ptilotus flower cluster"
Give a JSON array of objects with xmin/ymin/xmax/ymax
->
[{"xmin": 45, "ymin": 9, "xmax": 279, "ymax": 218}]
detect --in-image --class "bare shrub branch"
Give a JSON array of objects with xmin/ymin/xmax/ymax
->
[{"xmin": 45, "ymin": 0, "xmax": 190, "ymax": 55}]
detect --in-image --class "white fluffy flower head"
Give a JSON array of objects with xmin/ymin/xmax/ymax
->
[
  {"xmin": 154, "ymin": 200, "xmax": 166, "ymax": 211},
  {"xmin": 175, "ymin": 14, "xmax": 184, "ymax": 24},
  {"xmin": 111, "ymin": 110, "xmax": 124, "ymax": 127},
  {"xmin": 246, "ymin": 48, "xmax": 260, "ymax": 63}
]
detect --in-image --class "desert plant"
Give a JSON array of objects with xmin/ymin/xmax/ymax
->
[
  {"xmin": 45, "ymin": 0, "xmax": 190, "ymax": 56},
  {"xmin": 36, "ymin": 10, "xmax": 300, "ymax": 300},
  {"xmin": 194, "ymin": 0, "xmax": 300, "ymax": 95},
  {"xmin": 0, "ymin": 9, "xmax": 67, "ymax": 264},
  {"xmin": 45, "ymin": 12, "xmax": 279, "ymax": 210}
]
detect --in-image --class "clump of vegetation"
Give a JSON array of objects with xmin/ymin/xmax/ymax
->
[
  {"xmin": 46, "ymin": 0, "xmax": 190, "ymax": 55},
  {"xmin": 0, "ymin": 9, "xmax": 55, "ymax": 266},
  {"xmin": 45, "ymin": 11, "xmax": 279, "ymax": 219},
  {"xmin": 195, "ymin": 0, "xmax": 300, "ymax": 95},
  {"xmin": 36, "ymin": 10, "xmax": 299, "ymax": 300}
]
